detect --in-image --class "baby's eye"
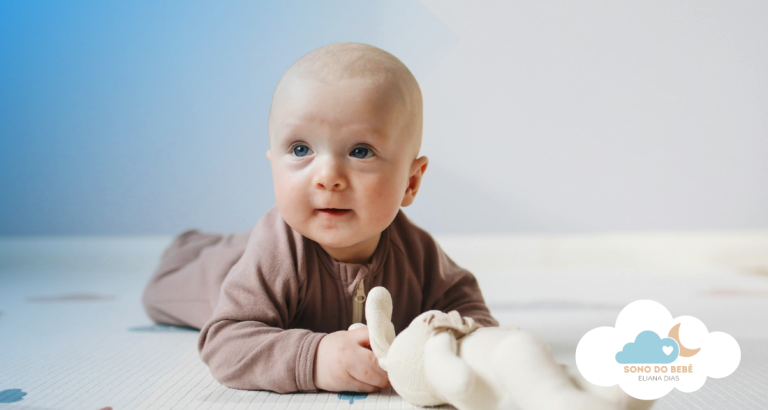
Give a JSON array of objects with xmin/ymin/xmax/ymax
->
[
  {"xmin": 350, "ymin": 146, "xmax": 375, "ymax": 159},
  {"xmin": 291, "ymin": 144, "xmax": 313, "ymax": 157}
]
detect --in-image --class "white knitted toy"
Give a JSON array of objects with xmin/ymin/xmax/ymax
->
[{"xmin": 349, "ymin": 287, "xmax": 655, "ymax": 410}]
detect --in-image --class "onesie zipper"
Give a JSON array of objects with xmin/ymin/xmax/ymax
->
[{"xmin": 352, "ymin": 279, "xmax": 366, "ymax": 324}]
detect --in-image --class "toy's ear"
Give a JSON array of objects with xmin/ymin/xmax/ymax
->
[
  {"xmin": 424, "ymin": 332, "xmax": 476, "ymax": 402},
  {"xmin": 365, "ymin": 287, "xmax": 396, "ymax": 370}
]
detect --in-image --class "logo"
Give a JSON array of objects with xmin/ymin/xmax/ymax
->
[{"xmin": 576, "ymin": 300, "xmax": 740, "ymax": 400}]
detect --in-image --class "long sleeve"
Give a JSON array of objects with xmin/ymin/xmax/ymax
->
[
  {"xmin": 197, "ymin": 209, "xmax": 325, "ymax": 393},
  {"xmin": 423, "ymin": 242, "xmax": 499, "ymax": 328}
]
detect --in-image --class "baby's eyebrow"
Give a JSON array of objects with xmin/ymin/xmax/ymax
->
[
  {"xmin": 276, "ymin": 133, "xmax": 304, "ymax": 143},
  {"xmin": 275, "ymin": 119, "xmax": 392, "ymax": 147},
  {"xmin": 350, "ymin": 131, "xmax": 383, "ymax": 142},
  {"xmin": 343, "ymin": 125, "xmax": 389, "ymax": 141}
]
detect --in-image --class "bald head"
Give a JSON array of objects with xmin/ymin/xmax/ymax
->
[
  {"xmin": 282, "ymin": 43, "xmax": 419, "ymax": 87},
  {"xmin": 269, "ymin": 43, "xmax": 423, "ymax": 156}
]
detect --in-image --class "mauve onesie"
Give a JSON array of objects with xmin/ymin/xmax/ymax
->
[{"xmin": 142, "ymin": 205, "xmax": 498, "ymax": 393}]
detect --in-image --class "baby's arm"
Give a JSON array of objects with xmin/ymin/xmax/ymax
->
[
  {"xmin": 197, "ymin": 214, "xmax": 388, "ymax": 393},
  {"xmin": 423, "ymin": 242, "xmax": 499, "ymax": 327},
  {"xmin": 199, "ymin": 275, "xmax": 388, "ymax": 393},
  {"xmin": 197, "ymin": 253, "xmax": 324, "ymax": 393}
]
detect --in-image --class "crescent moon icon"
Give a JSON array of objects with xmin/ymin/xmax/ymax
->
[{"xmin": 668, "ymin": 323, "xmax": 701, "ymax": 357}]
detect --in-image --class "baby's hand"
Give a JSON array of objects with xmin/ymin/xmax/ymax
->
[{"xmin": 314, "ymin": 327, "xmax": 390, "ymax": 392}]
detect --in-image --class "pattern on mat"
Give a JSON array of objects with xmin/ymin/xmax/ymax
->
[
  {"xmin": 337, "ymin": 392, "xmax": 368, "ymax": 404},
  {"xmin": 0, "ymin": 334, "xmax": 196, "ymax": 410},
  {"xmin": 135, "ymin": 346, "xmax": 454, "ymax": 410},
  {"xmin": 654, "ymin": 340, "xmax": 767, "ymax": 410},
  {"xmin": 0, "ymin": 389, "xmax": 27, "ymax": 403}
]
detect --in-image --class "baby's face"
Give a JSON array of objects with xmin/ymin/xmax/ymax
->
[{"xmin": 267, "ymin": 76, "xmax": 425, "ymax": 261}]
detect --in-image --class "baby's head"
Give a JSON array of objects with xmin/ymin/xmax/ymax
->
[{"xmin": 267, "ymin": 43, "xmax": 427, "ymax": 263}]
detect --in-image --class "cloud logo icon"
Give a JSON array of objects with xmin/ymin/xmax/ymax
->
[
  {"xmin": 615, "ymin": 330, "xmax": 679, "ymax": 364},
  {"xmin": 575, "ymin": 300, "xmax": 741, "ymax": 400}
]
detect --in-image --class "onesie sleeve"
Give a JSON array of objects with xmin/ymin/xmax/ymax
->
[
  {"xmin": 197, "ymin": 209, "xmax": 325, "ymax": 393},
  {"xmin": 423, "ymin": 242, "xmax": 499, "ymax": 328}
]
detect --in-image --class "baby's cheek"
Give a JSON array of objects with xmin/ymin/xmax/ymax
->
[
  {"xmin": 274, "ymin": 180, "xmax": 308, "ymax": 222},
  {"xmin": 365, "ymin": 184, "xmax": 402, "ymax": 225},
  {"xmin": 273, "ymin": 185, "xmax": 293, "ymax": 211}
]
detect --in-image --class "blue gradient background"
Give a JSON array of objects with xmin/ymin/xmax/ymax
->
[{"xmin": 0, "ymin": 1, "xmax": 457, "ymax": 235}]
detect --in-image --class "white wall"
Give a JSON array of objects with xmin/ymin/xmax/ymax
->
[
  {"xmin": 2, "ymin": 1, "xmax": 764, "ymax": 235},
  {"xmin": 406, "ymin": 0, "xmax": 768, "ymax": 233}
]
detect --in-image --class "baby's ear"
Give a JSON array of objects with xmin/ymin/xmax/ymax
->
[{"xmin": 401, "ymin": 156, "xmax": 428, "ymax": 207}]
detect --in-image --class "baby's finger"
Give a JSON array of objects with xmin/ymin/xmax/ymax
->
[
  {"xmin": 344, "ymin": 377, "xmax": 383, "ymax": 393},
  {"xmin": 348, "ymin": 349, "xmax": 390, "ymax": 390},
  {"xmin": 348, "ymin": 326, "xmax": 371, "ymax": 346}
]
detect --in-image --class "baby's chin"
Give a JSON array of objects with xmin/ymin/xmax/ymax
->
[
  {"xmin": 307, "ymin": 230, "xmax": 364, "ymax": 249},
  {"xmin": 284, "ymin": 212, "xmax": 384, "ymax": 251}
]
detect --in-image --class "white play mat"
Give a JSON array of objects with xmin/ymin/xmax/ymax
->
[{"xmin": 1, "ymin": 235, "xmax": 766, "ymax": 409}]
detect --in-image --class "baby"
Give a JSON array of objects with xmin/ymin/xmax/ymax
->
[{"xmin": 142, "ymin": 43, "xmax": 498, "ymax": 394}]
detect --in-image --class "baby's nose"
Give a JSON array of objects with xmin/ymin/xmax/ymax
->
[
  {"xmin": 314, "ymin": 159, "xmax": 347, "ymax": 190},
  {"xmin": 317, "ymin": 180, "xmax": 343, "ymax": 190}
]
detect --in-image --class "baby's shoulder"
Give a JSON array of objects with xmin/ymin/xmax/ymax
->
[
  {"xmin": 244, "ymin": 205, "xmax": 307, "ymax": 262},
  {"xmin": 389, "ymin": 209, "xmax": 442, "ymax": 257}
]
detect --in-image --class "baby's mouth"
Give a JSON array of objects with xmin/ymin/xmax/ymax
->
[{"xmin": 317, "ymin": 208, "xmax": 352, "ymax": 216}]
